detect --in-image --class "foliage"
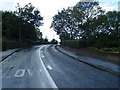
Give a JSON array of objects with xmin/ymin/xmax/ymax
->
[
  {"xmin": 51, "ymin": 0, "xmax": 120, "ymax": 49},
  {"xmin": 2, "ymin": 3, "xmax": 44, "ymax": 50},
  {"xmin": 99, "ymin": 47, "xmax": 120, "ymax": 53},
  {"xmin": 62, "ymin": 40, "xmax": 79, "ymax": 48},
  {"xmin": 2, "ymin": 3, "xmax": 43, "ymax": 41},
  {"xmin": 2, "ymin": 11, "xmax": 20, "ymax": 39},
  {"xmin": 105, "ymin": 11, "xmax": 120, "ymax": 37},
  {"xmin": 50, "ymin": 39, "xmax": 58, "ymax": 44},
  {"xmin": 15, "ymin": 3, "xmax": 43, "ymax": 28},
  {"xmin": 51, "ymin": 1, "xmax": 104, "ymax": 40},
  {"xmin": 44, "ymin": 37, "xmax": 49, "ymax": 43}
]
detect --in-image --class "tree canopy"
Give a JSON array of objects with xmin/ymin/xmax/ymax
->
[
  {"xmin": 2, "ymin": 3, "xmax": 43, "ymax": 41},
  {"xmin": 51, "ymin": 1, "xmax": 105, "ymax": 40},
  {"xmin": 51, "ymin": 0, "xmax": 120, "ymax": 48},
  {"xmin": 15, "ymin": 3, "xmax": 43, "ymax": 28}
]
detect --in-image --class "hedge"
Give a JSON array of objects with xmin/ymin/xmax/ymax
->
[{"xmin": 62, "ymin": 40, "xmax": 88, "ymax": 49}]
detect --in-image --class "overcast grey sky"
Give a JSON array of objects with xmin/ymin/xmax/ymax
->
[{"xmin": 0, "ymin": 0, "xmax": 119, "ymax": 41}]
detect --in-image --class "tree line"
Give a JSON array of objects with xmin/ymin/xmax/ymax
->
[
  {"xmin": 51, "ymin": 1, "xmax": 120, "ymax": 51},
  {"xmin": 1, "ymin": 3, "xmax": 58, "ymax": 50},
  {"xmin": 2, "ymin": 3, "xmax": 43, "ymax": 42}
]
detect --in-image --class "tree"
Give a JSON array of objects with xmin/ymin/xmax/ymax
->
[
  {"xmin": 15, "ymin": 3, "xmax": 43, "ymax": 28},
  {"xmin": 106, "ymin": 11, "xmax": 120, "ymax": 38},
  {"xmin": 14, "ymin": 3, "xmax": 43, "ymax": 40},
  {"xmin": 50, "ymin": 39, "xmax": 58, "ymax": 44},
  {"xmin": 2, "ymin": 11, "xmax": 20, "ymax": 39},
  {"xmin": 51, "ymin": 0, "xmax": 104, "ymax": 41},
  {"xmin": 51, "ymin": 8, "xmax": 71, "ymax": 40},
  {"xmin": 2, "ymin": 3, "xmax": 44, "ymax": 41},
  {"xmin": 73, "ymin": 1, "xmax": 104, "ymax": 39}
]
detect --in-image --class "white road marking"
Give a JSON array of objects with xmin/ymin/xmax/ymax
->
[
  {"xmin": 27, "ymin": 69, "xmax": 34, "ymax": 76},
  {"xmin": 39, "ymin": 46, "xmax": 58, "ymax": 88},
  {"xmin": 38, "ymin": 69, "xmax": 42, "ymax": 74},
  {"xmin": 39, "ymin": 69, "xmax": 42, "ymax": 72},
  {"xmin": 42, "ymin": 55, "xmax": 45, "ymax": 58},
  {"xmin": 14, "ymin": 69, "xmax": 25, "ymax": 78},
  {"xmin": 47, "ymin": 65, "xmax": 53, "ymax": 70}
]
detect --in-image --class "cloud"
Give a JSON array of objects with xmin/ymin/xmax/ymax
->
[
  {"xmin": 100, "ymin": 2, "xmax": 118, "ymax": 11},
  {"xmin": 0, "ymin": 0, "xmax": 15, "ymax": 11},
  {"xmin": 99, "ymin": 0, "xmax": 119, "ymax": 11},
  {"xmin": 100, "ymin": 4, "xmax": 117, "ymax": 11},
  {"xmin": 99, "ymin": 0, "xmax": 119, "ymax": 2}
]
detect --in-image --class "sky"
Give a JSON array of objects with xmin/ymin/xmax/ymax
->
[{"xmin": 0, "ymin": 0, "xmax": 119, "ymax": 41}]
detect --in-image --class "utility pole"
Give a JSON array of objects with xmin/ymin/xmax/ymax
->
[{"xmin": 19, "ymin": 8, "xmax": 22, "ymax": 47}]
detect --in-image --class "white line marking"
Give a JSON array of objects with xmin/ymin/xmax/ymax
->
[
  {"xmin": 39, "ymin": 69, "xmax": 42, "ymax": 74},
  {"xmin": 47, "ymin": 65, "xmax": 53, "ymax": 70},
  {"xmin": 39, "ymin": 46, "xmax": 58, "ymax": 88},
  {"xmin": 42, "ymin": 55, "xmax": 45, "ymax": 58},
  {"xmin": 27, "ymin": 69, "xmax": 34, "ymax": 76},
  {"xmin": 14, "ymin": 69, "xmax": 25, "ymax": 78},
  {"xmin": 39, "ymin": 69, "xmax": 42, "ymax": 72}
]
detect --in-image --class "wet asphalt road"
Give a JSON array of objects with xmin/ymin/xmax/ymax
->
[{"xmin": 2, "ymin": 45, "xmax": 119, "ymax": 88}]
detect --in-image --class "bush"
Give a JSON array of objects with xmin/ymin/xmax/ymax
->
[
  {"xmin": 79, "ymin": 40, "xmax": 88, "ymax": 48},
  {"xmin": 62, "ymin": 39, "xmax": 88, "ymax": 49},
  {"xmin": 99, "ymin": 47, "xmax": 120, "ymax": 53},
  {"xmin": 2, "ymin": 37, "xmax": 17, "ymax": 50}
]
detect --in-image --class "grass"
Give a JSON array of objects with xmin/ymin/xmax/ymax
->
[
  {"xmin": 87, "ymin": 47, "xmax": 99, "ymax": 51},
  {"xmin": 87, "ymin": 47, "xmax": 120, "ymax": 54}
]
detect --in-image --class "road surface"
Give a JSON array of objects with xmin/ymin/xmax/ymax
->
[{"xmin": 2, "ymin": 45, "xmax": 119, "ymax": 88}]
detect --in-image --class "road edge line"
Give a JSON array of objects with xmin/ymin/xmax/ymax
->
[
  {"xmin": 39, "ymin": 46, "xmax": 58, "ymax": 88},
  {"xmin": 55, "ymin": 45, "xmax": 120, "ymax": 76}
]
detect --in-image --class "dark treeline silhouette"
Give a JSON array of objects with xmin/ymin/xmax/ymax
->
[
  {"xmin": 51, "ymin": 0, "xmax": 120, "ymax": 53},
  {"xmin": 1, "ymin": 3, "xmax": 51, "ymax": 50}
]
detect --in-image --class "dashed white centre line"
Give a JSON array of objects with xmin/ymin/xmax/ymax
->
[
  {"xmin": 42, "ymin": 55, "xmax": 45, "ymax": 58},
  {"xmin": 39, "ymin": 69, "xmax": 42, "ymax": 74},
  {"xmin": 39, "ymin": 46, "xmax": 58, "ymax": 88},
  {"xmin": 47, "ymin": 65, "xmax": 53, "ymax": 70}
]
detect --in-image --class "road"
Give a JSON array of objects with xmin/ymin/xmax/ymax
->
[{"xmin": 2, "ymin": 45, "xmax": 119, "ymax": 88}]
